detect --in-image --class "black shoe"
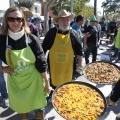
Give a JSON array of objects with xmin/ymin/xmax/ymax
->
[
  {"xmin": 0, "ymin": 98, "xmax": 9, "ymax": 108},
  {"xmin": 116, "ymin": 113, "xmax": 120, "ymax": 120},
  {"xmin": 115, "ymin": 59, "xmax": 120, "ymax": 63},
  {"xmin": 46, "ymin": 96, "xmax": 52, "ymax": 104}
]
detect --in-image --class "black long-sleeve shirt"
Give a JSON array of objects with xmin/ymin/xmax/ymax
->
[
  {"xmin": 84, "ymin": 25, "xmax": 97, "ymax": 45},
  {"xmin": 42, "ymin": 27, "xmax": 83, "ymax": 56},
  {"xmin": 0, "ymin": 34, "xmax": 47, "ymax": 73}
]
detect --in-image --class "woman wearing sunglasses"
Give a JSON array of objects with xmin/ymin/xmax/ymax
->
[{"xmin": 0, "ymin": 6, "xmax": 51, "ymax": 120}]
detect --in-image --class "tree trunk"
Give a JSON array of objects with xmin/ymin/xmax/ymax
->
[{"xmin": 44, "ymin": 4, "xmax": 49, "ymax": 35}]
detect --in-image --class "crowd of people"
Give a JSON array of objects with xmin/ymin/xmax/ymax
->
[{"xmin": 0, "ymin": 6, "xmax": 120, "ymax": 120}]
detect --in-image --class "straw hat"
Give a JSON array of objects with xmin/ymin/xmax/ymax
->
[
  {"xmin": 20, "ymin": 7, "xmax": 33, "ymax": 18},
  {"xmin": 53, "ymin": 9, "xmax": 74, "ymax": 23},
  {"xmin": 90, "ymin": 15, "xmax": 97, "ymax": 22}
]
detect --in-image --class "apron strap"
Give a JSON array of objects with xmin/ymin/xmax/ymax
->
[
  {"xmin": 6, "ymin": 36, "xmax": 8, "ymax": 46},
  {"xmin": 25, "ymin": 34, "xmax": 28, "ymax": 47}
]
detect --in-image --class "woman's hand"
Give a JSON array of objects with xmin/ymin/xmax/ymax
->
[
  {"xmin": 41, "ymin": 72, "xmax": 54, "ymax": 94},
  {"xmin": 44, "ymin": 81, "xmax": 54, "ymax": 94},
  {"xmin": 2, "ymin": 66, "xmax": 14, "ymax": 75}
]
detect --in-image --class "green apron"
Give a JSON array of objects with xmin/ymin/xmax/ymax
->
[
  {"xmin": 6, "ymin": 34, "xmax": 47, "ymax": 113},
  {"xmin": 115, "ymin": 28, "xmax": 120, "ymax": 49}
]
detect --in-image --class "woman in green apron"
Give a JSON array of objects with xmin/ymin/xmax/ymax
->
[
  {"xmin": 115, "ymin": 21, "xmax": 120, "ymax": 62},
  {"xmin": 0, "ymin": 6, "xmax": 51, "ymax": 120}
]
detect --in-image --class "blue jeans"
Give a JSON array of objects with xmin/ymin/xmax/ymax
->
[
  {"xmin": 84, "ymin": 43, "xmax": 97, "ymax": 64},
  {"xmin": 100, "ymin": 31, "xmax": 104, "ymax": 38},
  {"xmin": 0, "ymin": 59, "xmax": 7, "ymax": 99}
]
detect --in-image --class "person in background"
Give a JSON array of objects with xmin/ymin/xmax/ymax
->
[
  {"xmin": 20, "ymin": 7, "xmax": 40, "ymax": 40},
  {"xmin": 108, "ymin": 18, "xmax": 116, "ymax": 34},
  {"xmin": 42, "ymin": 9, "xmax": 83, "ymax": 90},
  {"xmin": 114, "ymin": 19, "xmax": 120, "ymax": 63},
  {"xmin": 70, "ymin": 16, "xmax": 76, "ymax": 26},
  {"xmin": 34, "ymin": 18, "xmax": 43, "ymax": 38},
  {"xmin": 83, "ymin": 19, "xmax": 90, "ymax": 32},
  {"xmin": 0, "ymin": 17, "xmax": 8, "ymax": 107},
  {"xmin": 84, "ymin": 15, "xmax": 98, "ymax": 64},
  {"xmin": 71, "ymin": 15, "xmax": 85, "ymax": 45},
  {"xmin": 0, "ymin": 6, "xmax": 51, "ymax": 120},
  {"xmin": 99, "ymin": 17, "xmax": 106, "ymax": 38},
  {"xmin": 110, "ymin": 20, "xmax": 120, "ymax": 60},
  {"xmin": 109, "ymin": 79, "xmax": 120, "ymax": 120},
  {"xmin": 95, "ymin": 21, "xmax": 101, "ymax": 44},
  {"xmin": 49, "ymin": 16, "xmax": 52, "ymax": 30},
  {"xmin": 0, "ymin": 59, "xmax": 8, "ymax": 107},
  {"xmin": 107, "ymin": 18, "xmax": 116, "ymax": 42},
  {"xmin": 71, "ymin": 15, "xmax": 90, "ymax": 71}
]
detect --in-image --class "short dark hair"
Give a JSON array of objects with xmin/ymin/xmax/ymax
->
[
  {"xmin": 76, "ymin": 15, "xmax": 84, "ymax": 22},
  {"xmin": 102, "ymin": 17, "xmax": 105, "ymax": 20}
]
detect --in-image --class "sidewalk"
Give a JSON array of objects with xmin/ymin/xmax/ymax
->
[{"xmin": 0, "ymin": 41, "xmax": 120, "ymax": 120}]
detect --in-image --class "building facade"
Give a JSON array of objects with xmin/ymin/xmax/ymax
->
[{"xmin": 0, "ymin": 0, "xmax": 10, "ymax": 17}]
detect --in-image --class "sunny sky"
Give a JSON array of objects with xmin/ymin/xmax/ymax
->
[{"xmin": 88, "ymin": 0, "xmax": 104, "ymax": 16}]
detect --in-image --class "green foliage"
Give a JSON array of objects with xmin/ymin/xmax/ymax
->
[
  {"xmin": 15, "ymin": 0, "xmax": 35, "ymax": 9},
  {"xmin": 105, "ymin": 12, "xmax": 114, "ymax": 20},
  {"xmin": 74, "ymin": 3, "xmax": 82, "ymax": 15},
  {"xmin": 51, "ymin": 0, "xmax": 90, "ymax": 15},
  {"xmin": 51, "ymin": 0, "xmax": 69, "ymax": 15},
  {"xmin": 78, "ymin": 5, "xmax": 94, "ymax": 19},
  {"xmin": 102, "ymin": 0, "xmax": 120, "ymax": 17},
  {"xmin": 73, "ymin": 0, "xmax": 93, "ymax": 19},
  {"xmin": 74, "ymin": 0, "xmax": 90, "ymax": 12}
]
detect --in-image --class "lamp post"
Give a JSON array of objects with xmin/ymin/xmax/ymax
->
[
  {"xmin": 103, "ymin": 8, "xmax": 105, "ymax": 17},
  {"xmin": 71, "ymin": 0, "xmax": 74, "ymax": 13},
  {"xmin": 94, "ymin": 0, "xmax": 97, "ymax": 16}
]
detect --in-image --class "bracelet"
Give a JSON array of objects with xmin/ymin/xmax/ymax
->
[{"xmin": 0, "ymin": 66, "xmax": 3, "ymax": 72}]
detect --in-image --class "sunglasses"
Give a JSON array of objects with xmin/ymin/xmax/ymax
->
[{"xmin": 7, "ymin": 17, "xmax": 23, "ymax": 23}]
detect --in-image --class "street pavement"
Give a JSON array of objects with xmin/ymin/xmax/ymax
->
[{"xmin": 0, "ymin": 41, "xmax": 120, "ymax": 120}]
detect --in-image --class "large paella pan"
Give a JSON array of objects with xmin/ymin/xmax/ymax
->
[
  {"xmin": 52, "ymin": 81, "xmax": 107, "ymax": 120},
  {"xmin": 83, "ymin": 61, "xmax": 120, "ymax": 85}
]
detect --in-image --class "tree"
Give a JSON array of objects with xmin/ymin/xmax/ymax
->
[
  {"xmin": 73, "ymin": 0, "xmax": 90, "ymax": 15},
  {"xmin": 69, "ymin": 0, "xmax": 93, "ymax": 19},
  {"xmin": 51, "ymin": 0, "xmax": 94, "ymax": 22},
  {"xmin": 79, "ymin": 5, "xmax": 94, "ymax": 19},
  {"xmin": 51, "ymin": 0, "xmax": 69, "ymax": 15},
  {"xmin": 102, "ymin": 0, "xmax": 120, "ymax": 18},
  {"xmin": 15, "ymin": 0, "xmax": 35, "ymax": 9},
  {"xmin": 36, "ymin": 0, "xmax": 62, "ymax": 34},
  {"xmin": 51, "ymin": 0, "xmax": 90, "ymax": 15}
]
